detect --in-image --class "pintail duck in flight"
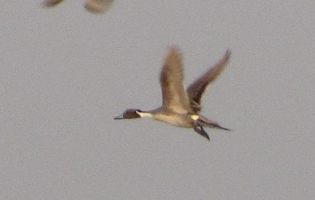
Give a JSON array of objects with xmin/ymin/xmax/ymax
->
[{"xmin": 114, "ymin": 47, "xmax": 231, "ymax": 140}]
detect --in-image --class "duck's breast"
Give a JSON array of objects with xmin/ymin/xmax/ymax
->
[{"xmin": 153, "ymin": 113, "xmax": 193, "ymax": 128}]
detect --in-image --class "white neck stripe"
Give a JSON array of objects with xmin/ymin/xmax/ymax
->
[{"xmin": 136, "ymin": 111, "xmax": 153, "ymax": 118}]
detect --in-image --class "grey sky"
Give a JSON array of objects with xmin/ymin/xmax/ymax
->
[{"xmin": 1, "ymin": 1, "xmax": 314, "ymax": 199}]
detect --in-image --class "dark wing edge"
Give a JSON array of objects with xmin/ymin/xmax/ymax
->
[{"xmin": 187, "ymin": 49, "xmax": 231, "ymax": 112}]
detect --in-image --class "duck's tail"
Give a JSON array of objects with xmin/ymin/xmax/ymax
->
[{"xmin": 198, "ymin": 115, "xmax": 230, "ymax": 131}]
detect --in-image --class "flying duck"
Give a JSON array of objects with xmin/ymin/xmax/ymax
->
[{"xmin": 114, "ymin": 47, "xmax": 231, "ymax": 140}]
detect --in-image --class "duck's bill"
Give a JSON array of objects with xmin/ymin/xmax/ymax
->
[{"xmin": 114, "ymin": 114, "xmax": 124, "ymax": 120}]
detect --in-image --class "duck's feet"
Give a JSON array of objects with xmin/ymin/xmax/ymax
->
[{"xmin": 193, "ymin": 123, "xmax": 210, "ymax": 141}]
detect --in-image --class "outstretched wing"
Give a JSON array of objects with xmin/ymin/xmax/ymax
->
[
  {"xmin": 187, "ymin": 50, "xmax": 231, "ymax": 113},
  {"xmin": 160, "ymin": 47, "xmax": 192, "ymax": 113}
]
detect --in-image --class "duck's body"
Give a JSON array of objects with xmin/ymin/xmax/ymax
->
[
  {"xmin": 153, "ymin": 112, "xmax": 194, "ymax": 128},
  {"xmin": 115, "ymin": 47, "xmax": 231, "ymax": 140},
  {"xmin": 143, "ymin": 109, "xmax": 194, "ymax": 128}
]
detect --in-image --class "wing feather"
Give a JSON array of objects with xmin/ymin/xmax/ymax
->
[
  {"xmin": 187, "ymin": 50, "xmax": 231, "ymax": 112},
  {"xmin": 160, "ymin": 47, "xmax": 192, "ymax": 113}
]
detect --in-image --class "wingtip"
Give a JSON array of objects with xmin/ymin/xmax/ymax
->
[
  {"xmin": 167, "ymin": 45, "xmax": 181, "ymax": 55},
  {"xmin": 164, "ymin": 46, "xmax": 183, "ymax": 66}
]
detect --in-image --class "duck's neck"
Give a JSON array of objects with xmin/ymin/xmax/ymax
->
[{"xmin": 136, "ymin": 111, "xmax": 153, "ymax": 118}]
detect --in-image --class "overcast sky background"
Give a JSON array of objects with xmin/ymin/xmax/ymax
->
[{"xmin": 1, "ymin": 1, "xmax": 314, "ymax": 199}]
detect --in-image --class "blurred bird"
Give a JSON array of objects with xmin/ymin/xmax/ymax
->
[
  {"xmin": 85, "ymin": 0, "xmax": 114, "ymax": 13},
  {"xmin": 42, "ymin": 0, "xmax": 64, "ymax": 7},
  {"xmin": 114, "ymin": 47, "xmax": 231, "ymax": 141},
  {"xmin": 42, "ymin": 0, "xmax": 114, "ymax": 13}
]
